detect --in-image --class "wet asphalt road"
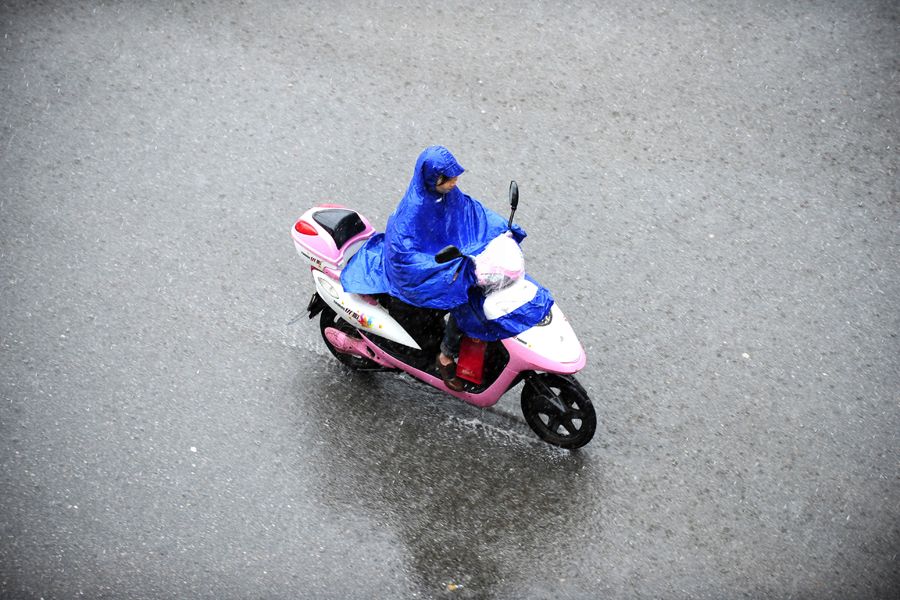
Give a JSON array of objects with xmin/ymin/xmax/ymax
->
[{"xmin": 1, "ymin": 1, "xmax": 898, "ymax": 598}]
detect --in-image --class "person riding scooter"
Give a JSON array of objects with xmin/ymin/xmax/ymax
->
[
  {"xmin": 292, "ymin": 152, "xmax": 593, "ymax": 448},
  {"xmin": 340, "ymin": 145, "xmax": 538, "ymax": 390}
]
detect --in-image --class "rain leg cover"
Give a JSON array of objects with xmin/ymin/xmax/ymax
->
[{"xmin": 451, "ymin": 276, "xmax": 554, "ymax": 342}]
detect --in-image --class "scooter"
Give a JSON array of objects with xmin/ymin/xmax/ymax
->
[{"xmin": 290, "ymin": 182, "xmax": 596, "ymax": 449}]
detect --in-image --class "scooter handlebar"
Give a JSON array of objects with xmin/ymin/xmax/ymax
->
[{"xmin": 435, "ymin": 245, "xmax": 465, "ymax": 264}]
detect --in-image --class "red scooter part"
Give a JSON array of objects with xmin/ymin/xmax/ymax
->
[{"xmin": 456, "ymin": 337, "xmax": 487, "ymax": 385}]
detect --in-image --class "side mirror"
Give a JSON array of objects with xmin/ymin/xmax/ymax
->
[
  {"xmin": 507, "ymin": 180, "xmax": 519, "ymax": 229},
  {"xmin": 435, "ymin": 245, "xmax": 463, "ymax": 264}
]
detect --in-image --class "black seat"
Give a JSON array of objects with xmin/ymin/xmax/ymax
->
[{"xmin": 312, "ymin": 209, "xmax": 366, "ymax": 249}]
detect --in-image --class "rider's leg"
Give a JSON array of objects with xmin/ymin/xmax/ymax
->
[
  {"xmin": 437, "ymin": 314, "xmax": 463, "ymax": 391},
  {"xmin": 439, "ymin": 313, "xmax": 461, "ymax": 363}
]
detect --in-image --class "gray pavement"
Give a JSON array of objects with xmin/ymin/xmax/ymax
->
[{"xmin": 1, "ymin": 1, "xmax": 898, "ymax": 598}]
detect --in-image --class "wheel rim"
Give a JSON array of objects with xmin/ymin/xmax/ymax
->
[
  {"xmin": 522, "ymin": 374, "xmax": 596, "ymax": 448},
  {"xmin": 537, "ymin": 398, "xmax": 588, "ymax": 437},
  {"xmin": 534, "ymin": 386, "xmax": 588, "ymax": 436}
]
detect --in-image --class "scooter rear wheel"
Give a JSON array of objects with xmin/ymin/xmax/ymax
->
[
  {"xmin": 319, "ymin": 306, "xmax": 380, "ymax": 370},
  {"xmin": 521, "ymin": 373, "xmax": 596, "ymax": 449}
]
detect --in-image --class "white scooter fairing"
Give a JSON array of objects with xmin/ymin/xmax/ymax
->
[
  {"xmin": 483, "ymin": 277, "xmax": 584, "ymax": 366},
  {"xmin": 310, "ymin": 269, "xmax": 422, "ymax": 350}
]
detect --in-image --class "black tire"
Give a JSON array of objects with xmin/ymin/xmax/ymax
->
[
  {"xmin": 521, "ymin": 373, "xmax": 596, "ymax": 449},
  {"xmin": 319, "ymin": 305, "xmax": 380, "ymax": 370}
]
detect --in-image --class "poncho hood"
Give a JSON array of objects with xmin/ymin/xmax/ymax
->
[{"xmin": 414, "ymin": 145, "xmax": 466, "ymax": 195}]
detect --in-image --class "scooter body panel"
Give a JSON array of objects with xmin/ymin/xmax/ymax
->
[
  {"xmin": 311, "ymin": 269, "xmax": 422, "ymax": 350},
  {"xmin": 503, "ymin": 304, "xmax": 586, "ymax": 373},
  {"xmin": 352, "ymin": 332, "xmax": 521, "ymax": 407},
  {"xmin": 291, "ymin": 205, "xmax": 376, "ymax": 270}
]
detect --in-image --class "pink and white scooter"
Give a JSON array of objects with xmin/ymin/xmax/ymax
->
[{"xmin": 290, "ymin": 183, "xmax": 596, "ymax": 449}]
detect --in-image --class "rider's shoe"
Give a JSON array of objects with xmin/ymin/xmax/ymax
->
[{"xmin": 436, "ymin": 356, "xmax": 464, "ymax": 392}]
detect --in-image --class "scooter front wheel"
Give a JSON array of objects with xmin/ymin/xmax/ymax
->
[
  {"xmin": 319, "ymin": 306, "xmax": 380, "ymax": 370},
  {"xmin": 521, "ymin": 373, "xmax": 596, "ymax": 449}
]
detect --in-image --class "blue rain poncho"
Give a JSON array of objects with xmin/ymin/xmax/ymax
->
[{"xmin": 340, "ymin": 146, "xmax": 553, "ymax": 341}]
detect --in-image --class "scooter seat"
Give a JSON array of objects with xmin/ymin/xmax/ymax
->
[{"xmin": 312, "ymin": 209, "xmax": 367, "ymax": 249}]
